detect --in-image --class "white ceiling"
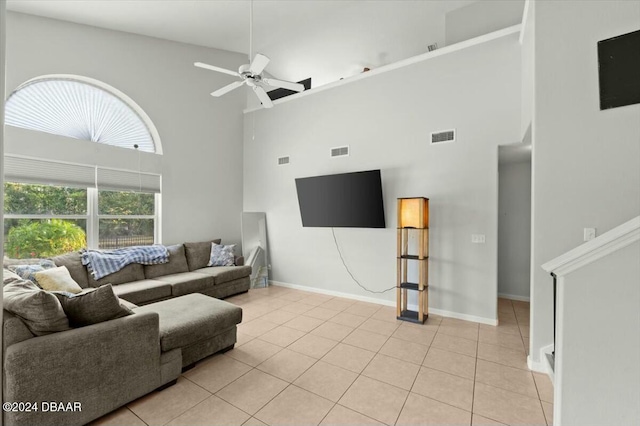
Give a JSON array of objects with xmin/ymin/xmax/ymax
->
[{"xmin": 7, "ymin": 0, "xmax": 475, "ymax": 87}]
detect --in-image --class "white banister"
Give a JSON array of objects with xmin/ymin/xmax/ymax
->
[
  {"xmin": 541, "ymin": 215, "xmax": 640, "ymax": 426},
  {"xmin": 542, "ymin": 215, "xmax": 640, "ymax": 276}
]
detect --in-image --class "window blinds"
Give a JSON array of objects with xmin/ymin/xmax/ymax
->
[
  {"xmin": 4, "ymin": 155, "xmax": 161, "ymax": 193},
  {"xmin": 96, "ymin": 168, "xmax": 161, "ymax": 193},
  {"xmin": 5, "ymin": 79, "xmax": 156, "ymax": 153},
  {"xmin": 4, "ymin": 155, "xmax": 96, "ymax": 188}
]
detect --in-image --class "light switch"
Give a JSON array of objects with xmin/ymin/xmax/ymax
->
[
  {"xmin": 584, "ymin": 228, "xmax": 596, "ymax": 241},
  {"xmin": 472, "ymin": 234, "xmax": 486, "ymax": 243}
]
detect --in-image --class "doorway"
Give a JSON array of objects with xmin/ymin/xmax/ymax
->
[{"xmin": 497, "ymin": 143, "xmax": 532, "ymax": 303}]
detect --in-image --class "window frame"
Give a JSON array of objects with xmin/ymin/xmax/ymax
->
[{"xmin": 4, "ymin": 184, "xmax": 161, "ymax": 250}]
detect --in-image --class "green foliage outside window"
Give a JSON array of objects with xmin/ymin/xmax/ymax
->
[
  {"xmin": 6, "ymin": 219, "xmax": 86, "ymax": 258},
  {"xmin": 97, "ymin": 191, "xmax": 155, "ymax": 246},
  {"xmin": 4, "ymin": 183, "xmax": 156, "ymax": 257},
  {"xmin": 4, "ymin": 182, "xmax": 86, "ymax": 215},
  {"xmin": 99, "ymin": 190, "xmax": 154, "ymax": 215}
]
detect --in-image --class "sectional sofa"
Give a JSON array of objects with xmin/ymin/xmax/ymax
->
[
  {"xmin": 51, "ymin": 239, "xmax": 251, "ymax": 304},
  {"xmin": 2, "ymin": 239, "xmax": 251, "ymax": 426}
]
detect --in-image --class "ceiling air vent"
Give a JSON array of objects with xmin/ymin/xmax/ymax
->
[
  {"xmin": 277, "ymin": 156, "xmax": 290, "ymax": 165},
  {"xmin": 431, "ymin": 129, "xmax": 456, "ymax": 144},
  {"xmin": 330, "ymin": 146, "xmax": 350, "ymax": 158}
]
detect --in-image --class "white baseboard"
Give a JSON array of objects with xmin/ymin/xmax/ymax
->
[
  {"xmin": 269, "ymin": 280, "xmax": 395, "ymax": 307},
  {"xmin": 527, "ymin": 343, "xmax": 554, "ymax": 376},
  {"xmin": 429, "ymin": 307, "xmax": 498, "ymax": 326},
  {"xmin": 270, "ymin": 280, "xmax": 498, "ymax": 326},
  {"xmin": 527, "ymin": 355, "xmax": 546, "ymax": 373},
  {"xmin": 498, "ymin": 292, "xmax": 531, "ymax": 302}
]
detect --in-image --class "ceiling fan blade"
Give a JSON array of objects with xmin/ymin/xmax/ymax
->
[
  {"xmin": 262, "ymin": 77, "xmax": 305, "ymax": 93},
  {"xmin": 211, "ymin": 80, "xmax": 245, "ymax": 97},
  {"xmin": 253, "ymin": 86, "xmax": 274, "ymax": 108},
  {"xmin": 194, "ymin": 62, "xmax": 239, "ymax": 77},
  {"xmin": 249, "ymin": 54, "xmax": 270, "ymax": 75}
]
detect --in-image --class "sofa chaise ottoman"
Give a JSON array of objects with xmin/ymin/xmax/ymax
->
[{"xmin": 134, "ymin": 293, "xmax": 242, "ymax": 368}]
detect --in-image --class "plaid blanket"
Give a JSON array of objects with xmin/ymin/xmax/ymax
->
[{"xmin": 81, "ymin": 245, "xmax": 169, "ymax": 280}]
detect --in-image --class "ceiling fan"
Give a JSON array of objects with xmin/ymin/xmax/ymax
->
[
  {"xmin": 194, "ymin": 0, "xmax": 305, "ymax": 108},
  {"xmin": 194, "ymin": 54, "xmax": 304, "ymax": 108}
]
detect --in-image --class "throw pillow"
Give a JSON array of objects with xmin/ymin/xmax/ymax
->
[
  {"xmin": 207, "ymin": 243, "xmax": 236, "ymax": 267},
  {"xmin": 35, "ymin": 266, "xmax": 83, "ymax": 294},
  {"xmin": 184, "ymin": 239, "xmax": 222, "ymax": 271},
  {"xmin": 8, "ymin": 260, "xmax": 57, "ymax": 286},
  {"xmin": 3, "ymin": 268, "xmax": 22, "ymax": 286},
  {"xmin": 53, "ymin": 284, "xmax": 133, "ymax": 328},
  {"xmin": 3, "ymin": 279, "xmax": 71, "ymax": 336}
]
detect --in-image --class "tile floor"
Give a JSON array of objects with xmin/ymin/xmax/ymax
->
[{"xmin": 92, "ymin": 287, "xmax": 554, "ymax": 426}]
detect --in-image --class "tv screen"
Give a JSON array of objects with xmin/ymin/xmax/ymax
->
[
  {"xmin": 598, "ymin": 29, "xmax": 640, "ymax": 110},
  {"xmin": 295, "ymin": 170, "xmax": 385, "ymax": 228}
]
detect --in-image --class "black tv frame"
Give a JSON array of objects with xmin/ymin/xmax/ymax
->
[
  {"xmin": 295, "ymin": 169, "xmax": 386, "ymax": 229},
  {"xmin": 597, "ymin": 29, "xmax": 640, "ymax": 110}
]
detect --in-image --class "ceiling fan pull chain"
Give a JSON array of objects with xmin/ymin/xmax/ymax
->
[{"xmin": 249, "ymin": 0, "xmax": 253, "ymax": 62}]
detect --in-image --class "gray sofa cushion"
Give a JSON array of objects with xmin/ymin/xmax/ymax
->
[
  {"xmin": 53, "ymin": 284, "xmax": 133, "ymax": 328},
  {"xmin": 184, "ymin": 239, "xmax": 221, "ymax": 271},
  {"xmin": 111, "ymin": 279, "xmax": 172, "ymax": 305},
  {"xmin": 87, "ymin": 263, "xmax": 145, "ymax": 288},
  {"xmin": 3, "ymin": 310, "xmax": 35, "ymax": 352},
  {"xmin": 193, "ymin": 265, "xmax": 252, "ymax": 285},
  {"xmin": 51, "ymin": 252, "xmax": 90, "ymax": 288},
  {"xmin": 152, "ymin": 272, "xmax": 214, "ymax": 297},
  {"xmin": 144, "ymin": 244, "xmax": 189, "ymax": 279},
  {"xmin": 3, "ymin": 268, "xmax": 22, "ymax": 285},
  {"xmin": 3, "ymin": 279, "xmax": 70, "ymax": 336},
  {"xmin": 119, "ymin": 298, "xmax": 138, "ymax": 311},
  {"xmin": 134, "ymin": 293, "xmax": 242, "ymax": 352}
]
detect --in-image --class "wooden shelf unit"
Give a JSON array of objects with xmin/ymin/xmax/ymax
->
[{"xmin": 396, "ymin": 197, "xmax": 429, "ymax": 324}]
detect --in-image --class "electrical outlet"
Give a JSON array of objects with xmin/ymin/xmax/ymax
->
[
  {"xmin": 472, "ymin": 234, "xmax": 486, "ymax": 243},
  {"xmin": 584, "ymin": 228, "xmax": 596, "ymax": 241}
]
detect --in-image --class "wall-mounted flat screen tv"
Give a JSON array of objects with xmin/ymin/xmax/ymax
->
[
  {"xmin": 598, "ymin": 29, "xmax": 640, "ymax": 110},
  {"xmin": 295, "ymin": 170, "xmax": 385, "ymax": 228}
]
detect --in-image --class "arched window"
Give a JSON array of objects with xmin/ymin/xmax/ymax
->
[
  {"xmin": 5, "ymin": 75, "xmax": 162, "ymax": 154},
  {"xmin": 3, "ymin": 75, "xmax": 163, "ymax": 256}
]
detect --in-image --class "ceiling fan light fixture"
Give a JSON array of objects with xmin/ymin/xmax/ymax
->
[{"xmin": 193, "ymin": 2, "xmax": 304, "ymax": 108}]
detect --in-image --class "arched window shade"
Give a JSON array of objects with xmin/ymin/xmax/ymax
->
[{"xmin": 5, "ymin": 76, "xmax": 162, "ymax": 154}]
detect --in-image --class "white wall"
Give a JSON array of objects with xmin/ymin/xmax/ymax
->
[
  {"xmin": 244, "ymin": 33, "xmax": 521, "ymax": 322},
  {"xmin": 557, "ymin": 240, "xmax": 640, "ymax": 426},
  {"xmin": 257, "ymin": 1, "xmax": 470, "ymax": 89},
  {"xmin": 520, "ymin": 0, "xmax": 534, "ymax": 139},
  {"xmin": 530, "ymin": 1, "xmax": 640, "ymax": 364},
  {"xmin": 5, "ymin": 12, "xmax": 247, "ymax": 247},
  {"xmin": 445, "ymin": 0, "xmax": 525, "ymax": 46},
  {"xmin": 498, "ymin": 159, "xmax": 531, "ymax": 300}
]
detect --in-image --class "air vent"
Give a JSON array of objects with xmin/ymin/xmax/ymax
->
[
  {"xmin": 330, "ymin": 146, "xmax": 350, "ymax": 157},
  {"xmin": 430, "ymin": 129, "xmax": 456, "ymax": 144},
  {"xmin": 277, "ymin": 156, "xmax": 290, "ymax": 165}
]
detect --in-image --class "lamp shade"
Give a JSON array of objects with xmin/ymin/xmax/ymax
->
[{"xmin": 398, "ymin": 198, "xmax": 429, "ymax": 228}]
